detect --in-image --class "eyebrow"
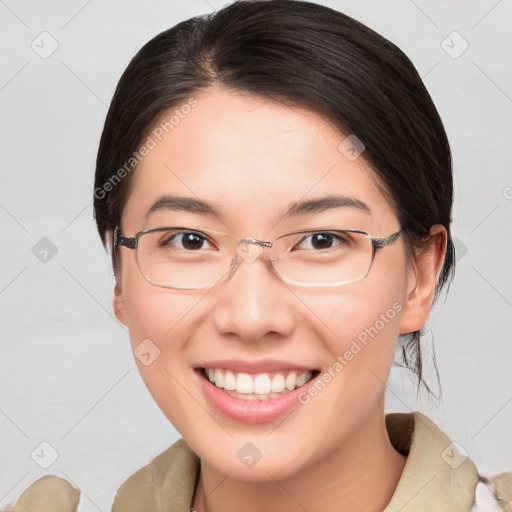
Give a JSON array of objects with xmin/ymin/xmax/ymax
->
[
  {"xmin": 283, "ymin": 195, "xmax": 371, "ymax": 217},
  {"xmin": 144, "ymin": 193, "xmax": 371, "ymax": 220},
  {"xmin": 145, "ymin": 195, "xmax": 218, "ymax": 218}
]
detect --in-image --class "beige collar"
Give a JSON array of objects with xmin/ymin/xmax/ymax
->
[
  {"xmin": 112, "ymin": 411, "xmax": 479, "ymax": 512},
  {"xmin": 383, "ymin": 412, "xmax": 478, "ymax": 511}
]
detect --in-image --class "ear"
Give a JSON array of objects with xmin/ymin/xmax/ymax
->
[
  {"xmin": 106, "ymin": 229, "xmax": 128, "ymax": 326},
  {"xmin": 113, "ymin": 282, "xmax": 128, "ymax": 326},
  {"xmin": 399, "ymin": 225, "xmax": 447, "ymax": 335}
]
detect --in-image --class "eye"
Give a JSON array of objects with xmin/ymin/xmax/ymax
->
[
  {"xmin": 160, "ymin": 231, "xmax": 216, "ymax": 251},
  {"xmin": 294, "ymin": 232, "xmax": 348, "ymax": 251}
]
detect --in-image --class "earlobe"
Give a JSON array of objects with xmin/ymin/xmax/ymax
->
[
  {"xmin": 113, "ymin": 283, "xmax": 128, "ymax": 326},
  {"xmin": 399, "ymin": 225, "xmax": 447, "ymax": 335}
]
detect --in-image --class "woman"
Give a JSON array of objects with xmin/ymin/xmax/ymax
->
[{"xmin": 11, "ymin": 1, "xmax": 511, "ymax": 511}]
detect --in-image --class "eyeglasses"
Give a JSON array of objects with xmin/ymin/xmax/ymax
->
[{"xmin": 114, "ymin": 225, "xmax": 404, "ymax": 289}]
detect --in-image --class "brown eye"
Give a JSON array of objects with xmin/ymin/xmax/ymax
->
[
  {"xmin": 294, "ymin": 232, "xmax": 346, "ymax": 251},
  {"xmin": 309, "ymin": 233, "xmax": 335, "ymax": 250},
  {"xmin": 161, "ymin": 231, "xmax": 213, "ymax": 251}
]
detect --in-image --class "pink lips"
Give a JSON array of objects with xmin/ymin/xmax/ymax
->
[{"xmin": 195, "ymin": 359, "xmax": 319, "ymax": 425}]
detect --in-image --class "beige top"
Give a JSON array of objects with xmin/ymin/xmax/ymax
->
[{"xmin": 10, "ymin": 411, "xmax": 512, "ymax": 512}]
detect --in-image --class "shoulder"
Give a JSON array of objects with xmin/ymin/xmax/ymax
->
[
  {"xmin": 9, "ymin": 475, "xmax": 80, "ymax": 512},
  {"xmin": 384, "ymin": 412, "xmax": 511, "ymax": 512},
  {"xmin": 8, "ymin": 439, "xmax": 198, "ymax": 512},
  {"xmin": 111, "ymin": 438, "xmax": 199, "ymax": 512}
]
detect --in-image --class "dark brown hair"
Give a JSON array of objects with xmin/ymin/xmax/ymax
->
[{"xmin": 94, "ymin": 0, "xmax": 454, "ymax": 396}]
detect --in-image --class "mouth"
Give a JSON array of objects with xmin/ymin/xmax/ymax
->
[{"xmin": 197, "ymin": 367, "xmax": 320, "ymax": 400}]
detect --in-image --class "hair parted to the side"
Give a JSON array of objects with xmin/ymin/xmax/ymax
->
[{"xmin": 93, "ymin": 0, "xmax": 454, "ymax": 397}]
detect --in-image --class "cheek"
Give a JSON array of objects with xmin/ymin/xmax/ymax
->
[
  {"xmin": 293, "ymin": 275, "xmax": 406, "ymax": 411},
  {"xmin": 297, "ymin": 272, "xmax": 405, "ymax": 355},
  {"xmin": 119, "ymin": 260, "xmax": 205, "ymax": 417},
  {"xmin": 122, "ymin": 287, "xmax": 209, "ymax": 438},
  {"xmin": 120, "ymin": 252, "xmax": 200, "ymax": 344}
]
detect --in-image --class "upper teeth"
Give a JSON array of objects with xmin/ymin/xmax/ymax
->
[{"xmin": 205, "ymin": 368, "xmax": 313, "ymax": 395}]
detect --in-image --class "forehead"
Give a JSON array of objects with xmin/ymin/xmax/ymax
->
[{"xmin": 124, "ymin": 87, "xmax": 397, "ymax": 232}]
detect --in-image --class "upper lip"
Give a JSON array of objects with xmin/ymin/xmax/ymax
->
[{"xmin": 196, "ymin": 359, "xmax": 319, "ymax": 374}]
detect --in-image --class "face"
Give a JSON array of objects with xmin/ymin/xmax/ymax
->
[{"xmin": 113, "ymin": 87, "xmax": 423, "ymax": 481}]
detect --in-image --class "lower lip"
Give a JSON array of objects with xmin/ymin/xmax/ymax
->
[{"xmin": 196, "ymin": 370, "xmax": 315, "ymax": 425}]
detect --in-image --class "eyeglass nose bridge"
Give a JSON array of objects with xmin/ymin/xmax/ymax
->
[{"xmin": 238, "ymin": 237, "xmax": 273, "ymax": 249}]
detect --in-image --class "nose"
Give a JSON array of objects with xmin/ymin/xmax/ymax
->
[{"xmin": 210, "ymin": 246, "xmax": 296, "ymax": 342}]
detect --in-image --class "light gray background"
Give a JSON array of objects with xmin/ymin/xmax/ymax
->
[{"xmin": 1, "ymin": 1, "xmax": 511, "ymax": 510}]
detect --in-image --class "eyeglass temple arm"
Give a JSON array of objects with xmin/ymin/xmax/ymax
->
[
  {"xmin": 371, "ymin": 228, "xmax": 404, "ymax": 254},
  {"xmin": 113, "ymin": 226, "xmax": 136, "ymax": 250}
]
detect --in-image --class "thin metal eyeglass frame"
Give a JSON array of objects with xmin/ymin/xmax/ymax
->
[{"xmin": 113, "ymin": 225, "xmax": 404, "ymax": 289}]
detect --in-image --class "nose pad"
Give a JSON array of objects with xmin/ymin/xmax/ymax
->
[
  {"xmin": 224, "ymin": 238, "xmax": 279, "ymax": 285},
  {"xmin": 235, "ymin": 238, "xmax": 265, "ymax": 264}
]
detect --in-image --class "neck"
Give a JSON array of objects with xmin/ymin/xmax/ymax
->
[{"xmin": 193, "ymin": 400, "xmax": 407, "ymax": 512}]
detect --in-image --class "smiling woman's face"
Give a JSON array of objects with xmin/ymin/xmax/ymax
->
[{"xmin": 113, "ymin": 87, "xmax": 424, "ymax": 481}]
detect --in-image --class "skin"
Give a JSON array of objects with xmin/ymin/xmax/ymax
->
[{"xmin": 112, "ymin": 87, "xmax": 447, "ymax": 512}]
